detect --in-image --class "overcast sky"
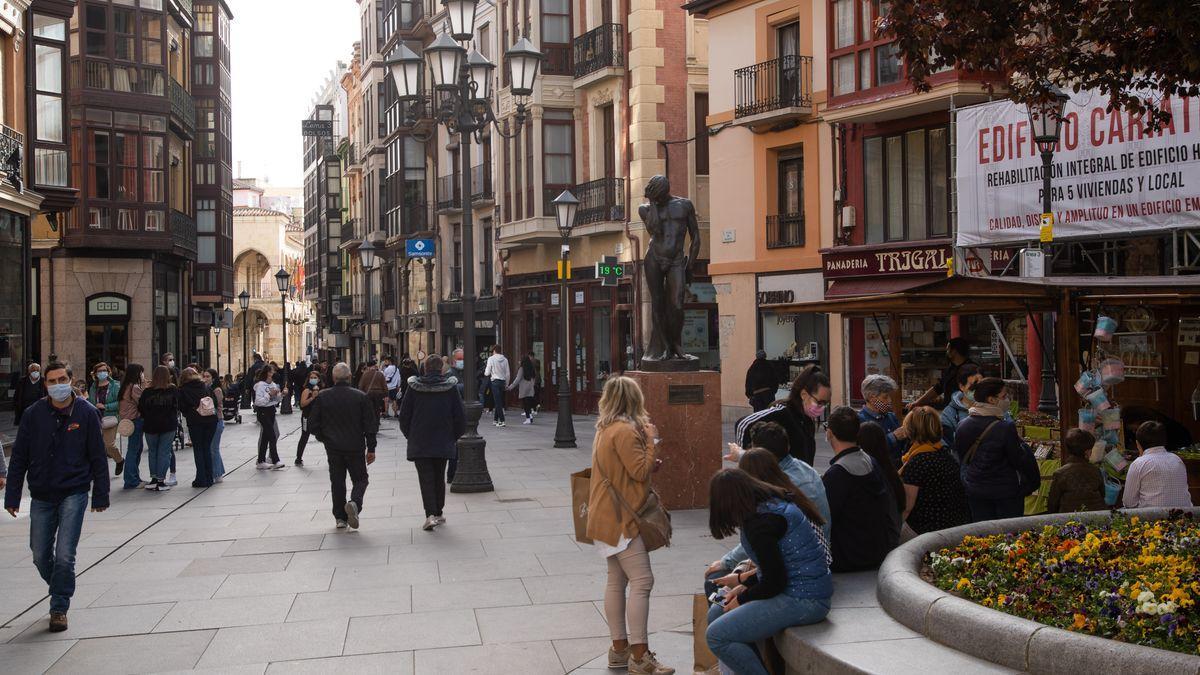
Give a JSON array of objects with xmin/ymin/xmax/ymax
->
[{"xmin": 230, "ymin": 0, "xmax": 358, "ymax": 188}]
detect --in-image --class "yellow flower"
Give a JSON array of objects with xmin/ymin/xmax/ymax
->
[
  {"xmin": 1072, "ymin": 613, "xmax": 1087, "ymax": 630},
  {"xmin": 997, "ymin": 594, "xmax": 1007, "ymax": 605},
  {"xmin": 956, "ymin": 578, "xmax": 971, "ymax": 591}
]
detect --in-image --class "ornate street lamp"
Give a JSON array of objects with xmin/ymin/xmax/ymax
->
[
  {"xmin": 359, "ymin": 239, "xmax": 377, "ymax": 364},
  {"xmin": 238, "ymin": 289, "xmax": 251, "ymax": 408},
  {"xmin": 1026, "ymin": 83, "xmax": 1070, "ymax": 417},
  {"xmin": 212, "ymin": 309, "xmax": 221, "ymax": 376},
  {"xmin": 552, "ymin": 190, "xmax": 579, "ymax": 449},
  {"xmin": 387, "ymin": 4, "xmax": 542, "ymax": 494},
  {"xmin": 275, "ymin": 267, "xmax": 293, "ymax": 414}
]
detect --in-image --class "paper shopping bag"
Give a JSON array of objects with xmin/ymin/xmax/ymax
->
[
  {"xmin": 694, "ymin": 594, "xmax": 718, "ymax": 673},
  {"xmin": 570, "ymin": 468, "xmax": 593, "ymax": 544}
]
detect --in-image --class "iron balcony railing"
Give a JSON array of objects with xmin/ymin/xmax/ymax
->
[
  {"xmin": 544, "ymin": 45, "xmax": 572, "ymax": 76},
  {"xmin": 574, "ymin": 23, "xmax": 623, "ymax": 78},
  {"xmin": 734, "ymin": 55, "xmax": 814, "ymax": 118},
  {"xmin": 470, "ymin": 164, "xmax": 493, "ymax": 201},
  {"xmin": 170, "ymin": 209, "xmax": 197, "ymax": 256},
  {"xmin": 436, "ymin": 174, "xmax": 460, "ymax": 211},
  {"xmin": 542, "ymin": 177, "xmax": 625, "ymax": 225},
  {"xmin": 0, "ymin": 124, "xmax": 24, "ymax": 191},
  {"xmin": 169, "ymin": 78, "xmax": 196, "ymax": 136},
  {"xmin": 766, "ymin": 212, "xmax": 805, "ymax": 249}
]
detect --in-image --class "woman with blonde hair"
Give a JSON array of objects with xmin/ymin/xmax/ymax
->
[
  {"xmin": 899, "ymin": 406, "xmax": 970, "ymax": 533},
  {"xmin": 586, "ymin": 376, "xmax": 673, "ymax": 675}
]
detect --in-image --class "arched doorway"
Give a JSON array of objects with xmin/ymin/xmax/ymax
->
[{"xmin": 230, "ymin": 308, "xmax": 270, "ymax": 376}]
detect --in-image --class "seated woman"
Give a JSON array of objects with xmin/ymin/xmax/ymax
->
[
  {"xmin": 1047, "ymin": 429, "xmax": 1106, "ymax": 513},
  {"xmin": 899, "ymin": 406, "xmax": 971, "ymax": 534},
  {"xmin": 706, "ymin": 468, "xmax": 831, "ymax": 675}
]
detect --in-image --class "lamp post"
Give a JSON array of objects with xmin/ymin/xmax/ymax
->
[
  {"xmin": 224, "ymin": 308, "xmax": 232, "ymax": 380},
  {"xmin": 1026, "ymin": 83, "xmax": 1070, "ymax": 417},
  {"xmin": 238, "ymin": 289, "xmax": 251, "ymax": 409},
  {"xmin": 212, "ymin": 310, "xmax": 221, "ymax": 376},
  {"xmin": 387, "ymin": 0, "xmax": 541, "ymax": 493},
  {"xmin": 551, "ymin": 190, "xmax": 579, "ymax": 449},
  {"xmin": 275, "ymin": 267, "xmax": 293, "ymax": 414},
  {"xmin": 359, "ymin": 239, "xmax": 377, "ymax": 365}
]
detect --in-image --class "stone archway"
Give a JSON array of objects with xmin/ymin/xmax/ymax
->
[
  {"xmin": 229, "ymin": 308, "xmax": 271, "ymax": 376},
  {"xmin": 234, "ymin": 248, "xmax": 274, "ymax": 300}
]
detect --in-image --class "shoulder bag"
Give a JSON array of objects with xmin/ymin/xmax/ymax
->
[
  {"xmin": 962, "ymin": 419, "xmax": 1002, "ymax": 465},
  {"xmin": 198, "ymin": 396, "xmax": 217, "ymax": 417},
  {"xmin": 593, "ymin": 457, "xmax": 673, "ymax": 552}
]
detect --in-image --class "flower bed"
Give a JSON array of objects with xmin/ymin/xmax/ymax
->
[{"xmin": 927, "ymin": 510, "xmax": 1199, "ymax": 656}]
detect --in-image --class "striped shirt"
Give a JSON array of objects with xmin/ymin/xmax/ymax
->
[
  {"xmin": 736, "ymin": 404, "xmax": 785, "ymax": 446},
  {"xmin": 1122, "ymin": 447, "xmax": 1193, "ymax": 508}
]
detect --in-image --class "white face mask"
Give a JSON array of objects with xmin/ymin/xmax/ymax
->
[
  {"xmin": 29, "ymin": 371, "xmax": 40, "ymax": 381},
  {"xmin": 167, "ymin": 360, "xmax": 175, "ymax": 368}
]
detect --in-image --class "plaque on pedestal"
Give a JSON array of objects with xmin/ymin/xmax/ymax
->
[{"xmin": 627, "ymin": 370, "xmax": 721, "ymax": 510}]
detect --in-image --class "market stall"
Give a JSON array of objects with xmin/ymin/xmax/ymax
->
[{"xmin": 771, "ymin": 274, "xmax": 1200, "ymax": 507}]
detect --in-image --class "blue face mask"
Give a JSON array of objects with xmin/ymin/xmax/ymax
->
[
  {"xmin": 963, "ymin": 389, "xmax": 976, "ymax": 405},
  {"xmin": 97, "ymin": 372, "xmax": 109, "ymax": 382},
  {"xmin": 48, "ymin": 383, "xmax": 73, "ymax": 402}
]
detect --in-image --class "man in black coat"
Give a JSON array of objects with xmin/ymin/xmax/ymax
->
[
  {"xmin": 398, "ymin": 354, "xmax": 466, "ymax": 532},
  {"xmin": 744, "ymin": 350, "xmax": 777, "ymax": 412},
  {"xmin": 307, "ymin": 362, "xmax": 379, "ymax": 530},
  {"xmin": 13, "ymin": 362, "xmax": 46, "ymax": 426}
]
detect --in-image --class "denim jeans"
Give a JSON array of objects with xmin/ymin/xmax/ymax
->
[
  {"xmin": 189, "ymin": 422, "xmax": 216, "ymax": 487},
  {"xmin": 967, "ymin": 495, "xmax": 1025, "ymax": 523},
  {"xmin": 144, "ymin": 431, "xmax": 175, "ymax": 481},
  {"xmin": 490, "ymin": 379, "xmax": 506, "ymax": 423},
  {"xmin": 211, "ymin": 419, "xmax": 225, "ymax": 478},
  {"xmin": 707, "ymin": 594, "xmax": 830, "ymax": 675},
  {"xmin": 29, "ymin": 492, "xmax": 88, "ymax": 614},
  {"xmin": 123, "ymin": 418, "xmax": 145, "ymax": 488}
]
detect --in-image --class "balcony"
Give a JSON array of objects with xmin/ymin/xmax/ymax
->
[
  {"xmin": 734, "ymin": 55, "xmax": 814, "ymax": 127},
  {"xmin": 544, "ymin": 45, "xmax": 572, "ymax": 76},
  {"xmin": 401, "ymin": 201, "xmax": 430, "ymax": 237},
  {"xmin": 573, "ymin": 24, "xmax": 623, "ymax": 83},
  {"xmin": 168, "ymin": 78, "xmax": 196, "ymax": 139},
  {"xmin": 766, "ymin": 212, "xmax": 805, "ymax": 249},
  {"xmin": 436, "ymin": 174, "xmax": 461, "ymax": 212},
  {"xmin": 470, "ymin": 164, "xmax": 494, "ymax": 203},
  {"xmin": 0, "ymin": 124, "xmax": 24, "ymax": 192},
  {"xmin": 341, "ymin": 217, "xmax": 357, "ymax": 245},
  {"xmin": 170, "ymin": 210, "xmax": 197, "ymax": 258},
  {"xmin": 542, "ymin": 177, "xmax": 625, "ymax": 226}
]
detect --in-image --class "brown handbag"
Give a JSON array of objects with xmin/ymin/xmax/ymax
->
[{"xmin": 593, "ymin": 461, "xmax": 673, "ymax": 552}]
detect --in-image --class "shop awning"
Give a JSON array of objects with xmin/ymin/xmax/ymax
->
[
  {"xmin": 824, "ymin": 277, "xmax": 931, "ymax": 299},
  {"xmin": 771, "ymin": 275, "xmax": 1060, "ymax": 316}
]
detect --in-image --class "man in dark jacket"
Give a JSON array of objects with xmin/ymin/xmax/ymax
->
[
  {"xmin": 398, "ymin": 354, "xmax": 466, "ymax": 532},
  {"xmin": 308, "ymin": 362, "xmax": 378, "ymax": 530},
  {"xmin": 744, "ymin": 350, "xmax": 777, "ymax": 411},
  {"xmin": 4, "ymin": 361, "xmax": 109, "ymax": 633},
  {"xmin": 13, "ymin": 362, "xmax": 45, "ymax": 426},
  {"xmin": 821, "ymin": 406, "xmax": 899, "ymax": 572}
]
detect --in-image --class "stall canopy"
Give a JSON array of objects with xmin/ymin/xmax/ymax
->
[{"xmin": 767, "ymin": 275, "xmax": 1200, "ymax": 316}]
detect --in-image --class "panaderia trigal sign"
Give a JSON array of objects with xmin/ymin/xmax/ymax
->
[{"xmin": 956, "ymin": 92, "xmax": 1200, "ymax": 246}]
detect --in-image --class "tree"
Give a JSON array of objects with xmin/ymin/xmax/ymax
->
[{"xmin": 882, "ymin": 0, "xmax": 1200, "ymax": 127}]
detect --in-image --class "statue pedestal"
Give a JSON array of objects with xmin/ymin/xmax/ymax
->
[{"xmin": 627, "ymin": 370, "xmax": 721, "ymax": 510}]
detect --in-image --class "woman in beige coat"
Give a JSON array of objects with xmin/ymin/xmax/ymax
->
[{"xmin": 586, "ymin": 376, "xmax": 673, "ymax": 675}]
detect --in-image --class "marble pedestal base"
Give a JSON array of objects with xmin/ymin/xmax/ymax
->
[{"xmin": 627, "ymin": 370, "xmax": 721, "ymax": 510}]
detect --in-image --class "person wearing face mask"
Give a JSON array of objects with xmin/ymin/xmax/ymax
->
[
  {"xmin": 294, "ymin": 365, "xmax": 323, "ymax": 466},
  {"xmin": 735, "ymin": 365, "xmax": 831, "ymax": 467},
  {"xmin": 4, "ymin": 361, "xmax": 109, "ymax": 633},
  {"xmin": 13, "ymin": 362, "xmax": 46, "ymax": 426},
  {"xmin": 856, "ymin": 375, "xmax": 907, "ymax": 467},
  {"xmin": 939, "ymin": 364, "xmax": 981, "ymax": 447},
  {"xmin": 952, "ymin": 377, "xmax": 1040, "ymax": 522},
  {"xmin": 203, "ymin": 369, "xmax": 226, "ymax": 482},
  {"xmin": 87, "ymin": 363, "xmax": 124, "ymax": 477},
  {"xmin": 907, "ymin": 338, "xmax": 977, "ymax": 412}
]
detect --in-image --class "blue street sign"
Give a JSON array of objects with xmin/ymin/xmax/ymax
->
[{"xmin": 406, "ymin": 238, "xmax": 436, "ymax": 258}]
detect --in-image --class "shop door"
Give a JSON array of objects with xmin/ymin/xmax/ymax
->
[
  {"xmin": 86, "ymin": 324, "xmax": 129, "ymax": 372},
  {"xmin": 591, "ymin": 306, "xmax": 613, "ymax": 410},
  {"xmin": 572, "ymin": 309, "xmax": 589, "ymax": 413},
  {"xmin": 547, "ymin": 308, "xmax": 563, "ymax": 411}
]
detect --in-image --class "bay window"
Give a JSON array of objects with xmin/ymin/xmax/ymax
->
[
  {"xmin": 863, "ymin": 126, "xmax": 950, "ymax": 243},
  {"xmin": 543, "ymin": 110, "xmax": 574, "ymax": 206},
  {"xmin": 827, "ymin": 0, "xmax": 900, "ymax": 98},
  {"xmin": 32, "ymin": 13, "xmax": 69, "ymax": 187}
]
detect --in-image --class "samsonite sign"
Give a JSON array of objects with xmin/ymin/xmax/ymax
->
[{"xmin": 956, "ymin": 92, "xmax": 1200, "ymax": 246}]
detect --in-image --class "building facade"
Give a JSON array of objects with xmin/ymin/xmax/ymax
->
[{"xmin": 30, "ymin": 0, "xmax": 222, "ymax": 376}]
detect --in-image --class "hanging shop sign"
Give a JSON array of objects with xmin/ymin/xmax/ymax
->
[
  {"xmin": 301, "ymin": 119, "xmax": 333, "ymax": 138},
  {"xmin": 956, "ymin": 92, "xmax": 1200, "ymax": 246},
  {"xmin": 825, "ymin": 244, "xmax": 1016, "ymax": 279}
]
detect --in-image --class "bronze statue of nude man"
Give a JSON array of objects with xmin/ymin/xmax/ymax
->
[{"xmin": 639, "ymin": 175, "xmax": 701, "ymax": 370}]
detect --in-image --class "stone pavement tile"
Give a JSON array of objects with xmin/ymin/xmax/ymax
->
[
  {"xmin": 170, "ymin": 524, "xmax": 269, "ymax": 544},
  {"xmin": 328, "ymin": 562, "xmax": 437, "ymax": 591},
  {"xmin": 820, "ymin": 637, "xmax": 1018, "ymax": 674},
  {"xmin": 46, "ymin": 629, "xmax": 217, "ymax": 674},
  {"xmin": 123, "ymin": 540, "xmax": 234, "ymax": 563},
  {"xmin": 189, "ymin": 503, "xmax": 287, "ymax": 518},
  {"xmin": 509, "ymin": 506, "xmax": 572, "ymax": 522},
  {"xmin": 535, "ymin": 550, "xmax": 606, "ymax": 576},
  {"xmin": 535, "ymin": 494, "xmax": 571, "ymax": 508},
  {"xmin": 424, "ymin": 508, "xmax": 514, "ymax": 526},
  {"xmin": 385, "ymin": 539, "xmax": 487, "ymax": 564},
  {"xmin": 15, "ymin": 603, "xmax": 174, "ymax": 642},
  {"xmin": 77, "ymin": 558, "xmax": 194, "ymax": 584},
  {"xmin": 213, "ymin": 568, "xmax": 333, "ymax": 598},
  {"xmin": 89, "ymin": 575, "xmax": 227, "ymax": 608},
  {"xmin": 285, "ymin": 545, "xmax": 390, "ymax": 572},
  {"xmin": 481, "ymin": 534, "xmax": 582, "ymax": 557},
  {"xmin": 265, "ymin": 651, "xmax": 414, "ymax": 674},
  {"xmin": 0, "ymin": 641, "xmax": 76, "ymax": 673},
  {"xmin": 414, "ymin": 640, "xmax": 564, "ymax": 674},
  {"xmin": 552, "ymin": 636, "xmax": 613, "ymax": 672},
  {"xmin": 437, "ymin": 554, "xmax": 546, "ymax": 583},
  {"xmin": 476, "ymin": 602, "xmax": 609, "ymax": 644},
  {"xmin": 223, "ymin": 534, "xmax": 325, "ymax": 556},
  {"xmin": 496, "ymin": 518, "xmax": 575, "ymax": 538},
  {"xmin": 285, "ymin": 585, "xmax": 411, "ymax": 622},
  {"xmin": 410, "ymin": 578, "xmax": 529, "ymax": 612},
  {"xmin": 159, "ymin": 665, "xmax": 267, "ymax": 675},
  {"xmin": 411, "ymin": 522, "xmax": 503, "ymax": 541},
  {"xmin": 196, "ymin": 618, "xmax": 349, "ymax": 669},
  {"xmin": 645, "ymin": 594, "xmax": 695, "ymax": 633},
  {"xmin": 575, "ymin": 629, "xmax": 692, "ymax": 673},
  {"xmin": 342, "ymin": 609, "xmax": 480, "ymax": 655},
  {"xmin": 317, "ymin": 528, "xmax": 412, "ymax": 549},
  {"xmin": 154, "ymin": 593, "xmax": 296, "ymax": 632},
  {"xmin": 785, "ymin": 606, "xmax": 921, "ymax": 645},
  {"xmin": 522, "ymin": 572, "xmax": 607, "ymax": 605},
  {"xmin": 461, "ymin": 497, "xmax": 546, "ymax": 512},
  {"xmin": 180, "ymin": 552, "xmax": 293, "ymax": 577}
]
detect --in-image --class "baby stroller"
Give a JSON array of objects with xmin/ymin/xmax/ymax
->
[{"xmin": 223, "ymin": 393, "xmax": 242, "ymax": 424}]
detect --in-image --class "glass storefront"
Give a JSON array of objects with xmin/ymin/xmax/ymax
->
[{"xmin": 0, "ymin": 211, "xmax": 26, "ymax": 409}]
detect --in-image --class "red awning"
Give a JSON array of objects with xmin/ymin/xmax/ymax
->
[{"xmin": 825, "ymin": 277, "xmax": 934, "ymax": 298}]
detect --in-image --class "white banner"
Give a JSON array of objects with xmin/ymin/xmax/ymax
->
[{"xmin": 955, "ymin": 92, "xmax": 1200, "ymax": 246}]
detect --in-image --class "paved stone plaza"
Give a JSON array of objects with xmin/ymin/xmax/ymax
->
[{"xmin": 0, "ymin": 413, "xmax": 732, "ymax": 673}]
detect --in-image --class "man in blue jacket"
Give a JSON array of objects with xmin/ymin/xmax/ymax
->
[{"xmin": 4, "ymin": 361, "xmax": 109, "ymax": 633}]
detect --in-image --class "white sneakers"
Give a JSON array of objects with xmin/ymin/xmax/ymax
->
[
  {"xmin": 335, "ymin": 519, "xmax": 348, "ymax": 529},
  {"xmin": 435, "ymin": 515, "xmax": 446, "ymax": 525},
  {"xmin": 422, "ymin": 516, "xmax": 439, "ymax": 531},
  {"xmin": 164, "ymin": 473, "xmax": 178, "ymax": 486},
  {"xmin": 345, "ymin": 501, "xmax": 360, "ymax": 530},
  {"xmin": 256, "ymin": 462, "xmax": 272, "ymax": 470},
  {"xmin": 272, "ymin": 461, "xmax": 287, "ymax": 470},
  {"xmin": 522, "ymin": 418, "xmax": 532, "ymax": 425}
]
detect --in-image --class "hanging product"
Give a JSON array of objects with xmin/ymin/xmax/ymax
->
[
  {"xmin": 1099, "ymin": 358, "xmax": 1126, "ymax": 386},
  {"xmin": 1078, "ymin": 407, "xmax": 1096, "ymax": 433},
  {"xmin": 1085, "ymin": 388, "xmax": 1112, "ymax": 410},
  {"xmin": 1094, "ymin": 315, "xmax": 1118, "ymax": 340},
  {"xmin": 1074, "ymin": 370, "xmax": 1101, "ymax": 395},
  {"xmin": 1099, "ymin": 406, "xmax": 1122, "ymax": 431}
]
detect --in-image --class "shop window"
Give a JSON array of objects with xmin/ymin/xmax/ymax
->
[{"xmin": 863, "ymin": 126, "xmax": 950, "ymax": 243}]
